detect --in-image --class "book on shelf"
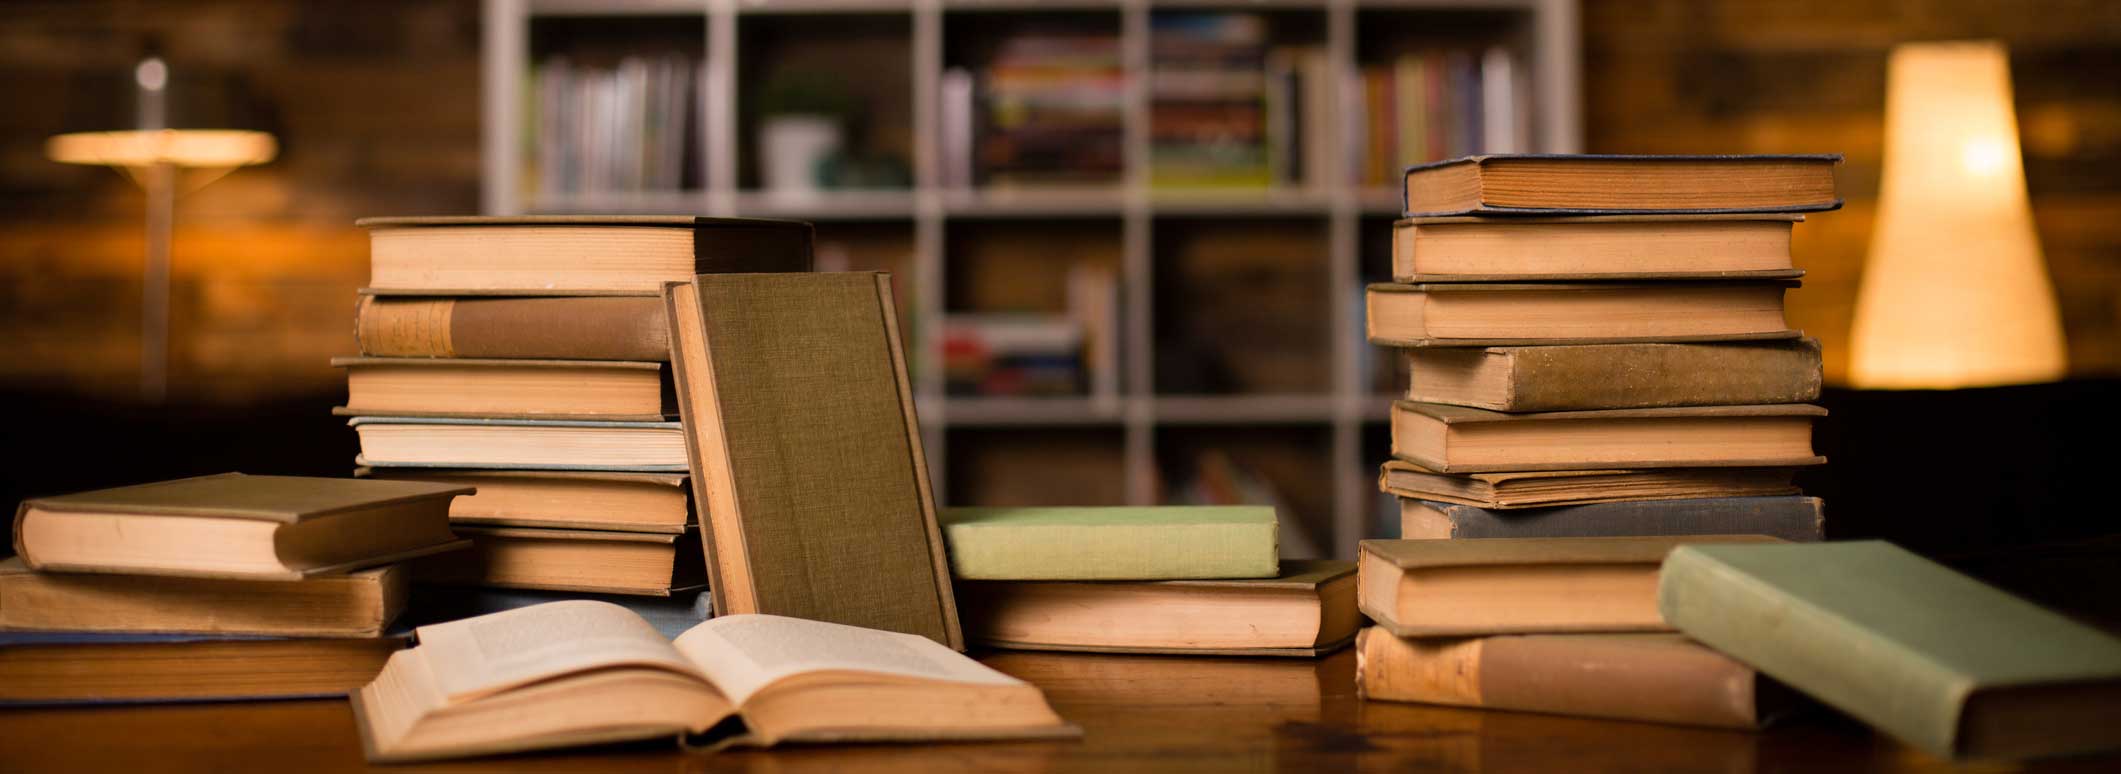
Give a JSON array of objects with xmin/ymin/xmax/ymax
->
[
  {"xmin": 1391, "ymin": 215, "xmax": 1802, "ymax": 281},
  {"xmin": 351, "ymin": 602, "xmax": 1076, "ymax": 763},
  {"xmin": 414, "ymin": 526, "xmax": 706, "ymax": 598},
  {"xmin": 0, "ymin": 629, "xmax": 406, "ymax": 706},
  {"xmin": 332, "ymin": 357, "xmax": 675, "ymax": 422},
  {"xmin": 1148, "ymin": 12, "xmax": 1274, "ymax": 188},
  {"xmin": 1662, "ymin": 541, "xmax": 2121, "ymax": 760},
  {"xmin": 12, "ymin": 473, "xmax": 468, "ymax": 580},
  {"xmin": 1400, "ymin": 154, "xmax": 1843, "ymax": 217},
  {"xmin": 1355, "ymin": 46, "xmax": 1527, "ymax": 186},
  {"xmin": 1358, "ymin": 535, "xmax": 1777, "ymax": 638},
  {"xmin": 941, "ymin": 314, "xmax": 1086, "ymax": 397},
  {"xmin": 1357, "ymin": 630, "xmax": 1794, "ymax": 730},
  {"xmin": 349, "ymin": 417, "xmax": 689, "ymax": 472},
  {"xmin": 1400, "ymin": 496, "xmax": 1824, "ymax": 542},
  {"xmin": 957, "ymin": 559, "xmax": 1357, "ymax": 656},
  {"xmin": 530, "ymin": 54, "xmax": 699, "ymax": 197},
  {"xmin": 0, "ymin": 558, "xmax": 406, "ymax": 638},
  {"xmin": 356, "ymin": 468, "xmax": 690, "ymax": 533},
  {"xmin": 1378, "ymin": 460, "xmax": 1801, "ymax": 510},
  {"xmin": 1390, "ymin": 402, "xmax": 1825, "ymax": 473},
  {"xmin": 969, "ymin": 28, "xmax": 1125, "ymax": 187},
  {"xmin": 355, "ymin": 294, "xmax": 670, "ymax": 362},
  {"xmin": 361, "ymin": 216, "xmax": 812, "ymax": 295},
  {"xmin": 665, "ymin": 272, "xmax": 961, "ymax": 648},
  {"xmin": 1365, "ymin": 281, "xmax": 1800, "ymax": 347},
  {"xmin": 402, "ymin": 584, "xmax": 713, "ymax": 640},
  {"xmin": 940, "ymin": 505, "xmax": 1278, "ymax": 581},
  {"xmin": 1403, "ymin": 339, "xmax": 1823, "ymax": 412}
]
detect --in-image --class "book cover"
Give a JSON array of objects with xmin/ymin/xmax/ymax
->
[
  {"xmin": 0, "ymin": 558, "xmax": 406, "ymax": 638},
  {"xmin": 1400, "ymin": 153, "xmax": 1844, "ymax": 217},
  {"xmin": 960, "ymin": 559, "xmax": 1354, "ymax": 656},
  {"xmin": 354, "ymin": 293, "xmax": 670, "ymax": 361},
  {"xmin": 940, "ymin": 505, "xmax": 1278, "ymax": 580},
  {"xmin": 1377, "ymin": 459, "xmax": 1801, "ymax": 509},
  {"xmin": 1391, "ymin": 402, "xmax": 1827, "ymax": 473},
  {"xmin": 1366, "ymin": 281, "xmax": 1801, "ymax": 348},
  {"xmin": 1404, "ymin": 339, "xmax": 1823, "ymax": 412},
  {"xmin": 361, "ymin": 216, "xmax": 813, "ymax": 295},
  {"xmin": 1401, "ymin": 496, "xmax": 1824, "ymax": 542}
]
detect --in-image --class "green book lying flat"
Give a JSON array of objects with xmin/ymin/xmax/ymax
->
[
  {"xmin": 1660, "ymin": 541, "xmax": 2121, "ymax": 760},
  {"xmin": 940, "ymin": 506, "xmax": 1278, "ymax": 580}
]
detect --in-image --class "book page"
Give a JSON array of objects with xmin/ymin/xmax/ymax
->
[
  {"xmin": 416, "ymin": 600, "xmax": 703, "ymax": 703},
  {"xmin": 672, "ymin": 614, "xmax": 1020, "ymax": 706}
]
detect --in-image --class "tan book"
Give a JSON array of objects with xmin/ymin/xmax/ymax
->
[
  {"xmin": 355, "ymin": 293, "xmax": 669, "ymax": 361},
  {"xmin": 360, "ymin": 216, "xmax": 812, "ymax": 295},
  {"xmin": 357, "ymin": 468, "xmax": 690, "ymax": 533},
  {"xmin": 1390, "ymin": 402, "xmax": 1826, "ymax": 473},
  {"xmin": 1404, "ymin": 339, "xmax": 1822, "ymax": 412},
  {"xmin": 0, "ymin": 630, "xmax": 407, "ymax": 705},
  {"xmin": 12, "ymin": 473, "xmax": 469, "ymax": 580},
  {"xmin": 351, "ymin": 602, "xmax": 1076, "ymax": 762},
  {"xmin": 1377, "ymin": 459, "xmax": 1799, "ymax": 509},
  {"xmin": 349, "ymin": 417, "xmax": 689, "ymax": 472},
  {"xmin": 1357, "ymin": 536, "xmax": 1778, "ymax": 637},
  {"xmin": 1399, "ymin": 154, "xmax": 1841, "ymax": 217},
  {"xmin": 667, "ymin": 273, "xmax": 961, "ymax": 649},
  {"xmin": 1400, "ymin": 496, "xmax": 1824, "ymax": 542},
  {"xmin": 1357, "ymin": 630, "xmax": 1789, "ymax": 729},
  {"xmin": 333, "ymin": 357, "xmax": 674, "ymax": 421},
  {"xmin": 415, "ymin": 526, "xmax": 705, "ymax": 597},
  {"xmin": 0, "ymin": 558, "xmax": 406, "ymax": 638},
  {"xmin": 1392, "ymin": 215, "xmax": 1802, "ymax": 281},
  {"xmin": 958, "ymin": 560, "xmax": 1359, "ymax": 656},
  {"xmin": 1366, "ymin": 282, "xmax": 1799, "ymax": 347}
]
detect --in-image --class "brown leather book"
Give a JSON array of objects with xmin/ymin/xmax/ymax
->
[
  {"xmin": 355, "ymin": 294, "xmax": 669, "ymax": 361},
  {"xmin": 361, "ymin": 216, "xmax": 812, "ymax": 295},
  {"xmin": 1392, "ymin": 214, "xmax": 1802, "ymax": 281},
  {"xmin": 333, "ymin": 357, "xmax": 676, "ymax": 421},
  {"xmin": 414, "ymin": 526, "xmax": 706, "ymax": 597},
  {"xmin": 1366, "ymin": 281, "xmax": 1801, "ymax": 347},
  {"xmin": 1377, "ymin": 459, "xmax": 1800, "ymax": 509},
  {"xmin": 1390, "ymin": 402, "xmax": 1826, "ymax": 473},
  {"xmin": 958, "ymin": 560, "xmax": 1359, "ymax": 656},
  {"xmin": 1400, "ymin": 154, "xmax": 1841, "ymax": 217},
  {"xmin": 357, "ymin": 468, "xmax": 691, "ymax": 533},
  {"xmin": 1404, "ymin": 339, "xmax": 1823, "ymax": 412},
  {"xmin": 0, "ymin": 558, "xmax": 406, "ymax": 638},
  {"xmin": 0, "ymin": 630, "xmax": 406, "ymax": 705}
]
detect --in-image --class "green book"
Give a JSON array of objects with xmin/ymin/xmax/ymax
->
[
  {"xmin": 1660, "ymin": 541, "xmax": 2121, "ymax": 760},
  {"xmin": 939, "ymin": 506, "xmax": 1278, "ymax": 581}
]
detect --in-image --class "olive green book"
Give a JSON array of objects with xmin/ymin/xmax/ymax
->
[
  {"xmin": 1660, "ymin": 541, "xmax": 2121, "ymax": 760},
  {"xmin": 939, "ymin": 506, "xmax": 1279, "ymax": 581}
]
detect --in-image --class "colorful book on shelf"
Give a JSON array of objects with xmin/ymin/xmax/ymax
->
[
  {"xmin": 360, "ymin": 216, "xmax": 812, "ymax": 295},
  {"xmin": 355, "ymin": 293, "xmax": 670, "ymax": 362},
  {"xmin": 1661, "ymin": 541, "xmax": 2121, "ymax": 760},
  {"xmin": 0, "ymin": 629, "xmax": 407, "ymax": 706},
  {"xmin": 332, "ymin": 357, "xmax": 675, "ymax": 421},
  {"xmin": 1377, "ymin": 460, "xmax": 1800, "ymax": 510},
  {"xmin": 1391, "ymin": 215, "xmax": 1803, "ymax": 281},
  {"xmin": 0, "ymin": 558, "xmax": 406, "ymax": 638},
  {"xmin": 1365, "ymin": 281, "xmax": 1800, "ymax": 347},
  {"xmin": 12, "ymin": 473, "xmax": 468, "ymax": 580},
  {"xmin": 1399, "ymin": 496, "xmax": 1824, "ymax": 542},
  {"xmin": 348, "ymin": 417, "xmax": 689, "ymax": 472},
  {"xmin": 1403, "ymin": 339, "xmax": 1822, "ymax": 412},
  {"xmin": 1400, "ymin": 154, "xmax": 1843, "ymax": 217},
  {"xmin": 413, "ymin": 526, "xmax": 706, "ymax": 598},
  {"xmin": 940, "ymin": 505, "xmax": 1278, "ymax": 581},
  {"xmin": 1389, "ymin": 402, "xmax": 1825, "ymax": 473},
  {"xmin": 957, "ymin": 559, "xmax": 1356, "ymax": 656},
  {"xmin": 356, "ymin": 468, "xmax": 691, "ymax": 533}
]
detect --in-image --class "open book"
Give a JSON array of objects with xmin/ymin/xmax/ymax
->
[{"xmin": 350, "ymin": 601, "xmax": 1075, "ymax": 762}]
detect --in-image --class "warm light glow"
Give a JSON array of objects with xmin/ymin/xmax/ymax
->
[
  {"xmin": 1848, "ymin": 41, "xmax": 2066, "ymax": 389},
  {"xmin": 134, "ymin": 57, "xmax": 169, "ymax": 92},
  {"xmin": 46, "ymin": 129, "xmax": 277, "ymax": 170}
]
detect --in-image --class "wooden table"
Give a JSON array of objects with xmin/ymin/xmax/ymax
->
[{"xmin": 2, "ymin": 648, "xmax": 2114, "ymax": 773}]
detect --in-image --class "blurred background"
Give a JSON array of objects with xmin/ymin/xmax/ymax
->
[{"xmin": 2, "ymin": 1, "xmax": 2117, "ymax": 571}]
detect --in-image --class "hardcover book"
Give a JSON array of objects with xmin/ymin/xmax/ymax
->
[
  {"xmin": 1392, "ymin": 214, "xmax": 1802, "ymax": 281},
  {"xmin": 1366, "ymin": 282, "xmax": 1800, "ymax": 347},
  {"xmin": 958, "ymin": 560, "xmax": 1357, "ymax": 656},
  {"xmin": 357, "ymin": 468, "xmax": 691, "ymax": 533},
  {"xmin": 0, "ymin": 629, "xmax": 406, "ymax": 705},
  {"xmin": 360, "ymin": 216, "xmax": 813, "ymax": 295},
  {"xmin": 1399, "ymin": 154, "xmax": 1842, "ymax": 217},
  {"xmin": 333, "ymin": 357, "xmax": 675, "ymax": 421},
  {"xmin": 402, "ymin": 585, "xmax": 713, "ymax": 639},
  {"xmin": 1390, "ymin": 402, "xmax": 1826, "ymax": 473},
  {"xmin": 940, "ymin": 505, "xmax": 1278, "ymax": 580},
  {"xmin": 349, "ymin": 417, "xmax": 689, "ymax": 472},
  {"xmin": 355, "ymin": 293, "xmax": 670, "ymax": 361},
  {"xmin": 1403, "ymin": 339, "xmax": 1823, "ymax": 412},
  {"xmin": 414, "ymin": 525, "xmax": 706, "ymax": 597},
  {"xmin": 1400, "ymin": 496, "xmax": 1824, "ymax": 542},
  {"xmin": 1377, "ymin": 459, "xmax": 1800, "ymax": 509},
  {"xmin": 0, "ymin": 558, "xmax": 406, "ymax": 638}
]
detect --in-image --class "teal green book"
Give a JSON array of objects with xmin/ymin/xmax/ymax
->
[
  {"xmin": 1660, "ymin": 541, "xmax": 2121, "ymax": 760},
  {"xmin": 939, "ymin": 506, "xmax": 1278, "ymax": 581}
]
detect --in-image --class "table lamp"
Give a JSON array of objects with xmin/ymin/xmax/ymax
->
[
  {"xmin": 46, "ymin": 54, "xmax": 276, "ymax": 401},
  {"xmin": 1847, "ymin": 41, "xmax": 2065, "ymax": 389}
]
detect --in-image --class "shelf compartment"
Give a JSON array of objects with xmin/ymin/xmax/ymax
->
[
  {"xmin": 946, "ymin": 426, "xmax": 1128, "ymax": 507},
  {"xmin": 1152, "ymin": 215, "xmax": 1332, "ymax": 395},
  {"xmin": 1156, "ymin": 424, "xmax": 1336, "ymax": 558},
  {"xmin": 736, "ymin": 12, "xmax": 914, "ymax": 193}
]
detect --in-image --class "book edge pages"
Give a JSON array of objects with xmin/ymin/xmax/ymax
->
[{"xmin": 663, "ymin": 281, "xmax": 735, "ymax": 616}]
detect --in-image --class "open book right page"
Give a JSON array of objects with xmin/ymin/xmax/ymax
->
[
  {"xmin": 672, "ymin": 614, "xmax": 1022, "ymax": 706},
  {"xmin": 416, "ymin": 600, "xmax": 705, "ymax": 703}
]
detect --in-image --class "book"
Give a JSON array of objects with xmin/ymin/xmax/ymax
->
[
  {"xmin": 1377, "ymin": 459, "xmax": 1800, "ymax": 509},
  {"xmin": 1399, "ymin": 154, "xmax": 1842, "ymax": 217},
  {"xmin": 360, "ymin": 216, "xmax": 812, "ymax": 295},
  {"xmin": 1400, "ymin": 496, "xmax": 1824, "ymax": 542},
  {"xmin": 1357, "ymin": 535, "xmax": 1776, "ymax": 637},
  {"xmin": 349, "ymin": 417, "xmax": 688, "ymax": 471},
  {"xmin": 1661, "ymin": 541, "xmax": 2121, "ymax": 760},
  {"xmin": 1390, "ymin": 402, "xmax": 1826, "ymax": 473},
  {"xmin": 332, "ymin": 357, "xmax": 675, "ymax": 421},
  {"xmin": 0, "ymin": 629, "xmax": 406, "ymax": 705},
  {"xmin": 402, "ymin": 584, "xmax": 712, "ymax": 639},
  {"xmin": 350, "ymin": 602, "xmax": 1075, "ymax": 762},
  {"xmin": 414, "ymin": 526, "xmax": 705, "ymax": 597},
  {"xmin": 356, "ymin": 468, "xmax": 690, "ymax": 533},
  {"xmin": 354, "ymin": 293, "xmax": 669, "ymax": 361},
  {"xmin": 1403, "ymin": 339, "xmax": 1822, "ymax": 412},
  {"xmin": 1356, "ymin": 630, "xmax": 1790, "ymax": 730},
  {"xmin": 1393, "ymin": 215, "xmax": 1802, "ymax": 281},
  {"xmin": 1366, "ymin": 282, "xmax": 1799, "ymax": 347},
  {"xmin": 957, "ymin": 559, "xmax": 1356, "ymax": 656},
  {"xmin": 0, "ymin": 558, "xmax": 405, "ymax": 638},
  {"xmin": 12, "ymin": 473, "xmax": 469, "ymax": 580},
  {"xmin": 939, "ymin": 505, "xmax": 1279, "ymax": 580},
  {"xmin": 666, "ymin": 273, "xmax": 960, "ymax": 648}
]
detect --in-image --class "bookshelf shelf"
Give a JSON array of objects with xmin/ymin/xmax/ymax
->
[{"xmin": 483, "ymin": 0, "xmax": 1581, "ymax": 558}]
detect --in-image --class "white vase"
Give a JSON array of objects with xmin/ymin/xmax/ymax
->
[{"xmin": 759, "ymin": 115, "xmax": 842, "ymax": 199}]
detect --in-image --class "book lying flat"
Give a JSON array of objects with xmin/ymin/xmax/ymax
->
[
  {"xmin": 958, "ymin": 560, "xmax": 1357, "ymax": 656},
  {"xmin": 361, "ymin": 216, "xmax": 812, "ymax": 295},
  {"xmin": 356, "ymin": 468, "xmax": 690, "ymax": 533},
  {"xmin": 350, "ymin": 417, "xmax": 689, "ymax": 472},
  {"xmin": 1366, "ymin": 282, "xmax": 1800, "ymax": 347},
  {"xmin": 1403, "ymin": 339, "xmax": 1823, "ymax": 412},
  {"xmin": 940, "ymin": 505, "xmax": 1279, "ymax": 581},
  {"xmin": 351, "ymin": 602, "xmax": 1076, "ymax": 762},
  {"xmin": 355, "ymin": 293, "xmax": 669, "ymax": 361},
  {"xmin": 0, "ymin": 629, "xmax": 406, "ymax": 705},
  {"xmin": 1400, "ymin": 496, "xmax": 1824, "ymax": 542},
  {"xmin": 0, "ymin": 558, "xmax": 405, "ymax": 638},
  {"xmin": 1377, "ymin": 459, "xmax": 1800, "ymax": 509},
  {"xmin": 1390, "ymin": 402, "xmax": 1826, "ymax": 473},
  {"xmin": 333, "ymin": 357, "xmax": 675, "ymax": 422},
  {"xmin": 414, "ymin": 526, "xmax": 705, "ymax": 597},
  {"xmin": 1392, "ymin": 215, "xmax": 1803, "ymax": 281},
  {"xmin": 1400, "ymin": 154, "xmax": 1842, "ymax": 217},
  {"xmin": 1358, "ymin": 536, "xmax": 1777, "ymax": 638},
  {"xmin": 1662, "ymin": 541, "xmax": 2121, "ymax": 760},
  {"xmin": 401, "ymin": 585, "xmax": 713, "ymax": 639},
  {"xmin": 1357, "ymin": 630, "xmax": 1794, "ymax": 730},
  {"xmin": 12, "ymin": 473, "xmax": 469, "ymax": 580}
]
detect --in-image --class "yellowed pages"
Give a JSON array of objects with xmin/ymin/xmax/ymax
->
[
  {"xmin": 672, "ymin": 614, "xmax": 1021, "ymax": 706},
  {"xmin": 414, "ymin": 600, "xmax": 703, "ymax": 703}
]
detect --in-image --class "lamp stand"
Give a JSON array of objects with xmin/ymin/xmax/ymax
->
[{"xmin": 140, "ymin": 161, "xmax": 175, "ymax": 402}]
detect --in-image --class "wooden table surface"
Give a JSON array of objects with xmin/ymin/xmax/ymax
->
[{"xmin": 2, "ymin": 647, "xmax": 2115, "ymax": 773}]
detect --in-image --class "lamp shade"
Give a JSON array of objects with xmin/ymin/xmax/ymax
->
[{"xmin": 1848, "ymin": 41, "xmax": 2066, "ymax": 389}]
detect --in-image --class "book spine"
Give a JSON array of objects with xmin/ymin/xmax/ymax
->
[
  {"xmin": 357, "ymin": 296, "xmax": 671, "ymax": 362},
  {"xmin": 1498, "ymin": 341, "xmax": 1823, "ymax": 411},
  {"xmin": 1425, "ymin": 497, "xmax": 1823, "ymax": 542},
  {"xmin": 1357, "ymin": 628, "xmax": 1762, "ymax": 729}
]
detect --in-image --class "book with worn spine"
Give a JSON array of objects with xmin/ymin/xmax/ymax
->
[
  {"xmin": 1390, "ymin": 402, "xmax": 1825, "ymax": 473},
  {"xmin": 1377, "ymin": 460, "xmax": 1800, "ymax": 509},
  {"xmin": 355, "ymin": 293, "xmax": 670, "ymax": 361},
  {"xmin": 1402, "ymin": 339, "xmax": 1822, "ymax": 412},
  {"xmin": 1400, "ymin": 496, "xmax": 1823, "ymax": 542},
  {"xmin": 1366, "ymin": 281, "xmax": 1800, "ymax": 348}
]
